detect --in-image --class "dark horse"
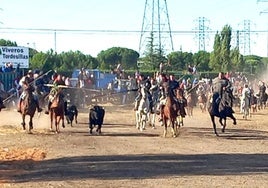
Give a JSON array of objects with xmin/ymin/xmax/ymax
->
[
  {"xmin": 162, "ymin": 84, "xmax": 179, "ymax": 137},
  {"xmin": 49, "ymin": 91, "xmax": 65, "ymax": 133},
  {"xmin": 19, "ymin": 88, "xmax": 38, "ymax": 133},
  {"xmin": 208, "ymin": 90, "xmax": 237, "ymax": 136}
]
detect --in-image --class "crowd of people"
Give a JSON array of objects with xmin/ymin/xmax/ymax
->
[
  {"xmin": 130, "ymin": 70, "xmax": 268, "ymax": 122},
  {"xmin": 0, "ymin": 65, "xmax": 267, "ymax": 119}
]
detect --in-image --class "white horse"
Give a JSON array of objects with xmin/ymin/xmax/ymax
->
[{"xmin": 135, "ymin": 87, "xmax": 150, "ymax": 131}]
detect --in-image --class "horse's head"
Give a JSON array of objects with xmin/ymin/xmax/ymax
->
[{"xmin": 176, "ymin": 88, "xmax": 184, "ymax": 99}]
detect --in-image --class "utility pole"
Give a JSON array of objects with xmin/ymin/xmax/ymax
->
[
  {"xmin": 239, "ymin": 20, "xmax": 253, "ymax": 55},
  {"xmin": 139, "ymin": 0, "xmax": 174, "ymax": 59},
  {"xmin": 194, "ymin": 17, "xmax": 210, "ymax": 51},
  {"xmin": 258, "ymin": 0, "xmax": 268, "ymax": 57}
]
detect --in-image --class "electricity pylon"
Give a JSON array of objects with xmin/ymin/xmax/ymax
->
[{"xmin": 138, "ymin": 0, "xmax": 174, "ymax": 59}]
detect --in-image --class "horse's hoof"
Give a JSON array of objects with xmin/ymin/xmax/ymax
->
[{"xmin": 62, "ymin": 125, "xmax": 65, "ymax": 128}]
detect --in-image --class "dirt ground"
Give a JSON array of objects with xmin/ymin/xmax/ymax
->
[{"xmin": 0, "ymin": 103, "xmax": 267, "ymax": 188}]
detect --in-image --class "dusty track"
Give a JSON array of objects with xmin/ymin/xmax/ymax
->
[{"xmin": 0, "ymin": 104, "xmax": 267, "ymax": 187}]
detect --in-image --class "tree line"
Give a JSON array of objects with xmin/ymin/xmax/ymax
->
[{"xmin": 1, "ymin": 24, "xmax": 267, "ymax": 77}]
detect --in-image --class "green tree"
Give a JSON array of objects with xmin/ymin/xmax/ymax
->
[
  {"xmin": 220, "ymin": 25, "xmax": 232, "ymax": 72},
  {"xmin": 0, "ymin": 39, "xmax": 17, "ymax": 46},
  {"xmin": 230, "ymin": 47, "xmax": 244, "ymax": 72},
  {"xmin": 209, "ymin": 32, "xmax": 222, "ymax": 71},
  {"xmin": 168, "ymin": 51, "xmax": 193, "ymax": 71},
  {"xmin": 192, "ymin": 51, "xmax": 211, "ymax": 72},
  {"xmin": 97, "ymin": 47, "xmax": 139, "ymax": 70}
]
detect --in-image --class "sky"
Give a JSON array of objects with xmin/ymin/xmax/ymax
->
[{"xmin": 1, "ymin": 0, "xmax": 268, "ymax": 57}]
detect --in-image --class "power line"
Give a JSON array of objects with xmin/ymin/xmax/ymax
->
[{"xmin": 0, "ymin": 27, "xmax": 267, "ymax": 34}]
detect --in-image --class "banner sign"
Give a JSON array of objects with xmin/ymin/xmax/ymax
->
[{"xmin": 0, "ymin": 46, "xmax": 29, "ymax": 68}]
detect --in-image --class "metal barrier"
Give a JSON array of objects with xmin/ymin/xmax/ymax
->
[{"xmin": 0, "ymin": 72, "xmax": 18, "ymax": 91}]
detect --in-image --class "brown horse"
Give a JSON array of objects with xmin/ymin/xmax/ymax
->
[
  {"xmin": 49, "ymin": 91, "xmax": 65, "ymax": 133},
  {"xmin": 19, "ymin": 89, "xmax": 38, "ymax": 133},
  {"xmin": 197, "ymin": 92, "xmax": 207, "ymax": 113},
  {"xmin": 162, "ymin": 85, "xmax": 179, "ymax": 137},
  {"xmin": 186, "ymin": 93, "xmax": 194, "ymax": 117}
]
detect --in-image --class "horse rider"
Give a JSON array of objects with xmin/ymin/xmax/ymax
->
[
  {"xmin": 258, "ymin": 81, "xmax": 266, "ymax": 98},
  {"xmin": 133, "ymin": 74, "xmax": 152, "ymax": 111},
  {"xmin": 149, "ymin": 77, "xmax": 160, "ymax": 111},
  {"xmin": 156, "ymin": 74, "xmax": 178, "ymax": 122},
  {"xmin": 211, "ymin": 72, "xmax": 232, "ymax": 116},
  {"xmin": 44, "ymin": 74, "xmax": 67, "ymax": 115},
  {"xmin": 240, "ymin": 84, "xmax": 251, "ymax": 113},
  {"xmin": 159, "ymin": 74, "xmax": 181, "ymax": 121},
  {"xmin": 17, "ymin": 75, "xmax": 43, "ymax": 113}
]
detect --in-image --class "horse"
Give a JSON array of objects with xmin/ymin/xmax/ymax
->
[
  {"xmin": 186, "ymin": 92, "xmax": 194, "ymax": 117},
  {"xmin": 257, "ymin": 92, "xmax": 267, "ymax": 110},
  {"xmin": 135, "ymin": 87, "xmax": 150, "ymax": 131},
  {"xmin": 19, "ymin": 88, "xmax": 38, "ymax": 133},
  {"xmin": 208, "ymin": 91, "xmax": 237, "ymax": 136},
  {"xmin": 49, "ymin": 91, "xmax": 65, "ymax": 133},
  {"xmin": 197, "ymin": 92, "xmax": 207, "ymax": 113},
  {"xmin": 162, "ymin": 85, "xmax": 179, "ymax": 137}
]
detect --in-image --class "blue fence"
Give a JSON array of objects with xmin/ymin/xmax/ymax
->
[{"xmin": 0, "ymin": 72, "xmax": 18, "ymax": 91}]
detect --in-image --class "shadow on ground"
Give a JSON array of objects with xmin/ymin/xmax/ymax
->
[{"xmin": 1, "ymin": 153, "xmax": 267, "ymax": 183}]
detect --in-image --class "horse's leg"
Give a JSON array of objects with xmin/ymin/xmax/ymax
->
[
  {"xmin": 49, "ymin": 111, "xmax": 53, "ymax": 131},
  {"xmin": 89, "ymin": 123, "xmax": 93, "ymax": 134},
  {"xmin": 230, "ymin": 114, "xmax": 237, "ymax": 125},
  {"xmin": 135, "ymin": 111, "xmax": 140, "ymax": 129},
  {"xmin": 221, "ymin": 118, "xmax": 227, "ymax": 133},
  {"xmin": 29, "ymin": 116, "xmax": 33, "ymax": 133},
  {"xmin": 150, "ymin": 113, "xmax": 156, "ymax": 129},
  {"xmin": 55, "ymin": 116, "xmax": 60, "ymax": 133},
  {"xmin": 163, "ymin": 118, "xmax": 167, "ymax": 137},
  {"xmin": 97, "ymin": 124, "xmax": 102, "ymax": 135},
  {"xmin": 171, "ymin": 118, "xmax": 177, "ymax": 137},
  {"xmin": 178, "ymin": 115, "xmax": 183, "ymax": 127},
  {"xmin": 61, "ymin": 113, "xmax": 65, "ymax": 128},
  {"xmin": 21, "ymin": 114, "xmax": 26, "ymax": 130},
  {"xmin": 75, "ymin": 114, "xmax": 78, "ymax": 124},
  {"xmin": 210, "ymin": 115, "xmax": 218, "ymax": 136}
]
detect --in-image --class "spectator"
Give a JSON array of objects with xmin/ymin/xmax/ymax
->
[
  {"xmin": 192, "ymin": 65, "xmax": 197, "ymax": 74},
  {"xmin": 187, "ymin": 64, "xmax": 193, "ymax": 74}
]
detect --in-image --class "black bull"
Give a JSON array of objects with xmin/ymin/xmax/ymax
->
[
  {"xmin": 208, "ymin": 91, "xmax": 237, "ymax": 136},
  {"xmin": 89, "ymin": 105, "xmax": 105, "ymax": 134}
]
